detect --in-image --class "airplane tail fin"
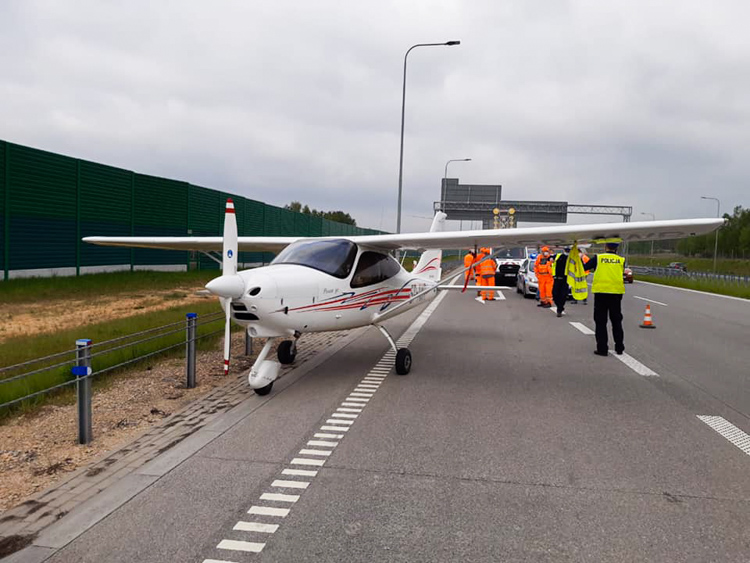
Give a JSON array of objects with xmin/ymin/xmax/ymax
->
[{"xmin": 412, "ymin": 212, "xmax": 446, "ymax": 281}]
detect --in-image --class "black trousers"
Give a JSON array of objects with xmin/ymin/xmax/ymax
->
[
  {"xmin": 593, "ymin": 293, "xmax": 624, "ymax": 353},
  {"xmin": 552, "ymin": 278, "xmax": 568, "ymax": 312}
]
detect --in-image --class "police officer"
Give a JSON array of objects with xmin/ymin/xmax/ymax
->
[
  {"xmin": 552, "ymin": 247, "xmax": 570, "ymax": 317},
  {"xmin": 584, "ymin": 242, "xmax": 625, "ymax": 356}
]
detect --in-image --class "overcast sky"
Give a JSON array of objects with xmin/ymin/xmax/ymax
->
[{"xmin": 1, "ymin": 0, "xmax": 747, "ymax": 232}]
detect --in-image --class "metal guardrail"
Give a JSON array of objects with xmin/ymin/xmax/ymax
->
[
  {"xmin": 629, "ymin": 265, "xmax": 750, "ymax": 286},
  {"xmin": 0, "ymin": 311, "xmax": 248, "ymax": 444}
]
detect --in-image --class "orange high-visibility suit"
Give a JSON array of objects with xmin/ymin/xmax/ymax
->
[
  {"xmin": 479, "ymin": 248, "xmax": 496, "ymax": 301},
  {"xmin": 463, "ymin": 252, "xmax": 476, "ymax": 284},
  {"xmin": 535, "ymin": 248, "xmax": 554, "ymax": 306},
  {"xmin": 474, "ymin": 249, "xmax": 487, "ymax": 296}
]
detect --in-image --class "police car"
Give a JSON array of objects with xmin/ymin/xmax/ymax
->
[
  {"xmin": 494, "ymin": 247, "xmax": 526, "ymax": 286},
  {"xmin": 516, "ymin": 254, "xmax": 538, "ymax": 298}
]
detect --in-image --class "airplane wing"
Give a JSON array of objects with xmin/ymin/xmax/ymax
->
[
  {"xmin": 348, "ymin": 218, "xmax": 724, "ymax": 250},
  {"xmin": 82, "ymin": 236, "xmax": 299, "ymax": 253},
  {"xmin": 84, "ymin": 217, "xmax": 723, "ymax": 253}
]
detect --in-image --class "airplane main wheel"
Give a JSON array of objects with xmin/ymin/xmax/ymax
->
[
  {"xmin": 395, "ymin": 348, "xmax": 412, "ymax": 375},
  {"xmin": 277, "ymin": 340, "xmax": 296, "ymax": 365},
  {"xmin": 255, "ymin": 382, "xmax": 273, "ymax": 396}
]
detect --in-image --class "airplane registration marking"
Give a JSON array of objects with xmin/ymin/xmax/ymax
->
[
  {"xmin": 272, "ymin": 479, "xmax": 310, "ymax": 489},
  {"xmin": 261, "ymin": 492, "xmax": 300, "ymax": 503},
  {"xmin": 248, "ymin": 506, "xmax": 289, "ymax": 517},
  {"xmin": 290, "ymin": 457, "xmax": 326, "ymax": 466},
  {"xmin": 282, "ymin": 468, "xmax": 318, "ymax": 476},
  {"xmin": 697, "ymin": 416, "xmax": 750, "ymax": 456},
  {"xmin": 308, "ymin": 440, "xmax": 339, "ymax": 447},
  {"xmin": 233, "ymin": 522, "xmax": 279, "ymax": 533},
  {"xmin": 217, "ymin": 539, "xmax": 265, "ymax": 553},
  {"xmin": 299, "ymin": 449, "xmax": 332, "ymax": 456}
]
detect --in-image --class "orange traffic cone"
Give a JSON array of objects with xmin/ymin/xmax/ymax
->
[{"xmin": 639, "ymin": 304, "xmax": 656, "ymax": 329}]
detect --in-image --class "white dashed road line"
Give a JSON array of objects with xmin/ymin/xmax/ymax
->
[
  {"xmin": 204, "ymin": 290, "xmax": 449, "ymax": 562},
  {"xmin": 697, "ymin": 416, "xmax": 750, "ymax": 457},
  {"xmin": 569, "ymin": 322, "xmax": 595, "ymax": 335},
  {"xmin": 633, "ymin": 295, "xmax": 668, "ymax": 307}
]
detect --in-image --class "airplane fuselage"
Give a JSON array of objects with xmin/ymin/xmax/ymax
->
[{"xmin": 223, "ymin": 245, "xmax": 439, "ymax": 338}]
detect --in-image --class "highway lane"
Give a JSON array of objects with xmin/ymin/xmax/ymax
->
[{"xmin": 25, "ymin": 284, "xmax": 750, "ymax": 562}]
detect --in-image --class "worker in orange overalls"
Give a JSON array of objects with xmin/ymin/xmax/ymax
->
[
  {"xmin": 463, "ymin": 250, "xmax": 476, "ymax": 285},
  {"xmin": 474, "ymin": 247, "xmax": 488, "ymax": 297},
  {"xmin": 534, "ymin": 246, "xmax": 554, "ymax": 308},
  {"xmin": 479, "ymin": 248, "xmax": 497, "ymax": 301}
]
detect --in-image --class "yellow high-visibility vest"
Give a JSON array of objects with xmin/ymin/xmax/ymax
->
[
  {"xmin": 592, "ymin": 253, "xmax": 625, "ymax": 294},
  {"xmin": 566, "ymin": 245, "xmax": 589, "ymax": 300}
]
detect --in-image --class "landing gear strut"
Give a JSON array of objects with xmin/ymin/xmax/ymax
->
[
  {"xmin": 375, "ymin": 325, "xmax": 411, "ymax": 375},
  {"xmin": 277, "ymin": 331, "xmax": 301, "ymax": 365}
]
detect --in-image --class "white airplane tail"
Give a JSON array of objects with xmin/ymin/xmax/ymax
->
[{"xmin": 412, "ymin": 212, "xmax": 446, "ymax": 281}]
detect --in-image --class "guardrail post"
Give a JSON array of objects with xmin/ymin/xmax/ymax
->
[
  {"xmin": 245, "ymin": 327, "xmax": 253, "ymax": 356},
  {"xmin": 186, "ymin": 313, "xmax": 197, "ymax": 389},
  {"xmin": 74, "ymin": 339, "xmax": 93, "ymax": 445}
]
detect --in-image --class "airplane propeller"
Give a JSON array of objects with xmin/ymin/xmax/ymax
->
[{"xmin": 205, "ymin": 199, "xmax": 244, "ymax": 375}]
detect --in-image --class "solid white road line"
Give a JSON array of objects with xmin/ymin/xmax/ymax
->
[
  {"xmin": 345, "ymin": 397, "xmax": 369, "ymax": 402},
  {"xmin": 349, "ymin": 392, "xmax": 374, "ymax": 397},
  {"xmin": 635, "ymin": 280, "xmax": 750, "ymax": 303},
  {"xmin": 341, "ymin": 402, "xmax": 365, "ymax": 408},
  {"xmin": 331, "ymin": 413, "xmax": 358, "ymax": 419},
  {"xmin": 634, "ymin": 295, "xmax": 668, "ymax": 307},
  {"xmin": 272, "ymin": 479, "xmax": 309, "ymax": 489},
  {"xmin": 326, "ymin": 419, "xmax": 354, "ymax": 425},
  {"xmin": 612, "ymin": 352, "xmax": 659, "ymax": 377},
  {"xmin": 234, "ymin": 521, "xmax": 279, "ymax": 533},
  {"xmin": 569, "ymin": 322, "xmax": 595, "ymax": 335},
  {"xmin": 299, "ymin": 449, "xmax": 331, "ymax": 456},
  {"xmin": 357, "ymin": 383, "xmax": 380, "ymax": 388},
  {"xmin": 290, "ymin": 457, "xmax": 326, "ymax": 466},
  {"xmin": 261, "ymin": 492, "xmax": 300, "ymax": 503},
  {"xmin": 203, "ymin": 559, "xmax": 237, "ymax": 563},
  {"xmin": 496, "ymin": 290, "xmax": 506, "ymax": 300},
  {"xmin": 337, "ymin": 407, "xmax": 362, "ymax": 413},
  {"xmin": 282, "ymin": 468, "xmax": 318, "ymax": 477},
  {"xmin": 248, "ymin": 506, "xmax": 289, "ymax": 517},
  {"xmin": 321, "ymin": 425, "xmax": 348, "ymax": 431},
  {"xmin": 697, "ymin": 416, "xmax": 750, "ymax": 456}
]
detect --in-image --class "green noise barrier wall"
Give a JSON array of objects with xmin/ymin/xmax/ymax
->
[{"xmin": 1, "ymin": 140, "xmax": 385, "ymax": 280}]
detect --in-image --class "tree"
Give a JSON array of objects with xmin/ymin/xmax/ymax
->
[{"xmin": 284, "ymin": 202, "xmax": 358, "ymax": 226}]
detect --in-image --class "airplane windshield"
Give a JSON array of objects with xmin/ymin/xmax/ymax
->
[{"xmin": 271, "ymin": 239, "xmax": 358, "ymax": 279}]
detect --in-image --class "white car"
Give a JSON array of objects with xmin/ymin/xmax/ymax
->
[
  {"xmin": 516, "ymin": 257, "xmax": 538, "ymax": 298},
  {"xmin": 494, "ymin": 247, "xmax": 526, "ymax": 286}
]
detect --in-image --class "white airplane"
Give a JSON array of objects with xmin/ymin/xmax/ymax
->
[{"xmin": 84, "ymin": 200, "xmax": 722, "ymax": 395}]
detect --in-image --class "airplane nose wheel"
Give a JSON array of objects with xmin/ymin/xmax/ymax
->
[
  {"xmin": 254, "ymin": 381, "xmax": 274, "ymax": 395},
  {"xmin": 395, "ymin": 348, "xmax": 412, "ymax": 375},
  {"xmin": 277, "ymin": 340, "xmax": 297, "ymax": 365}
]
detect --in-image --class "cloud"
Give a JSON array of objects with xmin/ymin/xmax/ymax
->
[{"xmin": 0, "ymin": 0, "xmax": 747, "ymax": 232}]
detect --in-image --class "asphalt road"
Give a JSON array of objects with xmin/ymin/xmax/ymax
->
[{"xmin": 20, "ymin": 283, "xmax": 750, "ymax": 562}]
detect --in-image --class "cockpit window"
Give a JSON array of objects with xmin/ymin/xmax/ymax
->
[
  {"xmin": 271, "ymin": 239, "xmax": 357, "ymax": 279},
  {"xmin": 351, "ymin": 251, "xmax": 401, "ymax": 288}
]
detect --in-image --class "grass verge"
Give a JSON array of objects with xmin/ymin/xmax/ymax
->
[
  {"xmin": 0, "ymin": 270, "xmax": 218, "ymax": 304},
  {"xmin": 637, "ymin": 275, "xmax": 750, "ymax": 299},
  {"xmin": 0, "ymin": 300, "xmax": 232, "ymax": 418},
  {"xmin": 628, "ymin": 255, "xmax": 750, "ymax": 276}
]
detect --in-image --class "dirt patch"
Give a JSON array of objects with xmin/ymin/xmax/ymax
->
[
  {"xmin": 0, "ymin": 288, "xmax": 209, "ymax": 342},
  {"xmin": 0, "ymin": 332, "xmax": 259, "ymax": 513}
]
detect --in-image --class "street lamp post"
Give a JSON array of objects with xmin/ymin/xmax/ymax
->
[
  {"xmin": 641, "ymin": 212, "xmax": 655, "ymax": 264},
  {"xmin": 396, "ymin": 40, "xmax": 460, "ymax": 234},
  {"xmin": 701, "ymin": 196, "xmax": 721, "ymax": 272},
  {"xmin": 443, "ymin": 158, "xmax": 471, "ymax": 189}
]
